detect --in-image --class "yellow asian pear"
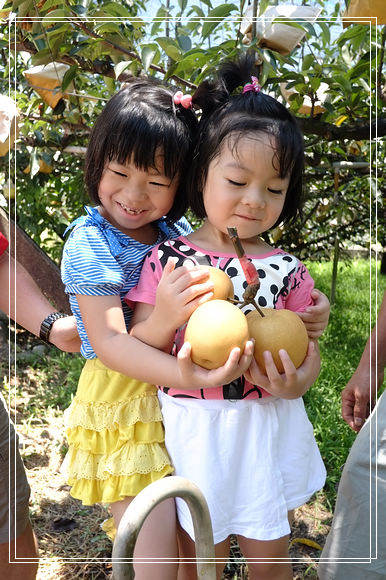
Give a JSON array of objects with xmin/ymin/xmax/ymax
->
[
  {"xmin": 246, "ymin": 308, "xmax": 309, "ymax": 374},
  {"xmin": 185, "ymin": 299, "xmax": 249, "ymax": 370},
  {"xmin": 196, "ymin": 265, "xmax": 234, "ymax": 300}
]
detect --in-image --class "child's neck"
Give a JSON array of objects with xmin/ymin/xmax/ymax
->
[{"xmin": 187, "ymin": 220, "xmax": 272, "ymax": 256}]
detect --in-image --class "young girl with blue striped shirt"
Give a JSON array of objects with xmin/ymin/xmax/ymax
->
[{"xmin": 61, "ymin": 78, "xmax": 255, "ymax": 578}]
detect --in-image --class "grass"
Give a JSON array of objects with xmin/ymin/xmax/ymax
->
[{"xmin": 3, "ymin": 257, "xmax": 385, "ymax": 578}]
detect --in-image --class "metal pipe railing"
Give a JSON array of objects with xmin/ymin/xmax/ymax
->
[{"xmin": 112, "ymin": 476, "xmax": 216, "ymax": 579}]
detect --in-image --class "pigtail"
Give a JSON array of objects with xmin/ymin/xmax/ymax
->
[
  {"xmin": 192, "ymin": 54, "xmax": 261, "ymax": 120},
  {"xmin": 192, "ymin": 78, "xmax": 229, "ymax": 120},
  {"xmin": 218, "ymin": 53, "xmax": 258, "ymax": 94}
]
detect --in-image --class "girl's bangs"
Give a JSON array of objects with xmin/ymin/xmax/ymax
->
[{"xmin": 105, "ymin": 115, "xmax": 184, "ymax": 180}]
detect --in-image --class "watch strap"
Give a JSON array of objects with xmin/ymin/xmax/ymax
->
[{"xmin": 39, "ymin": 312, "xmax": 69, "ymax": 343}]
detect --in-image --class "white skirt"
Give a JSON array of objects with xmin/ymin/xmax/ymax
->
[{"xmin": 158, "ymin": 391, "xmax": 326, "ymax": 544}]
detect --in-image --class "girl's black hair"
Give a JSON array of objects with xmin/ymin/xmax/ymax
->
[
  {"xmin": 85, "ymin": 76, "xmax": 198, "ymax": 222},
  {"xmin": 189, "ymin": 55, "xmax": 304, "ymax": 228}
]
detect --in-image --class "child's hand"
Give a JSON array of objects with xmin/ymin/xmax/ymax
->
[
  {"xmin": 297, "ymin": 289, "xmax": 330, "ymax": 339},
  {"xmin": 154, "ymin": 257, "xmax": 214, "ymax": 332},
  {"xmin": 244, "ymin": 340, "xmax": 320, "ymax": 399},
  {"xmin": 176, "ymin": 339, "xmax": 255, "ymax": 389}
]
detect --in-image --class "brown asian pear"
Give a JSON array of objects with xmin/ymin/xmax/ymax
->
[
  {"xmin": 246, "ymin": 308, "xmax": 308, "ymax": 374},
  {"xmin": 185, "ymin": 299, "xmax": 249, "ymax": 370},
  {"xmin": 196, "ymin": 265, "xmax": 234, "ymax": 301}
]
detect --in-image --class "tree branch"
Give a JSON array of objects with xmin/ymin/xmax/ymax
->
[{"xmin": 298, "ymin": 117, "xmax": 386, "ymax": 140}]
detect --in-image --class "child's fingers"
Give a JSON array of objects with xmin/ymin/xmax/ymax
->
[
  {"xmin": 277, "ymin": 349, "xmax": 297, "ymax": 377},
  {"xmin": 219, "ymin": 340, "xmax": 254, "ymax": 376},
  {"xmin": 161, "ymin": 256, "xmax": 178, "ymax": 277}
]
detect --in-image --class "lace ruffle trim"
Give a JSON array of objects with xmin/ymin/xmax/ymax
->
[
  {"xmin": 68, "ymin": 467, "xmax": 173, "ymax": 505},
  {"xmin": 65, "ymin": 420, "xmax": 166, "ymax": 454},
  {"xmin": 65, "ymin": 392, "xmax": 163, "ymax": 431},
  {"xmin": 63, "ymin": 440, "xmax": 172, "ymax": 480}
]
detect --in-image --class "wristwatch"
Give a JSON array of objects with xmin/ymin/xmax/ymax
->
[{"xmin": 39, "ymin": 312, "xmax": 69, "ymax": 344}]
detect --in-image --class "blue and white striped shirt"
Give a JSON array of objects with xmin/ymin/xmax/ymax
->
[{"xmin": 61, "ymin": 205, "xmax": 192, "ymax": 359}]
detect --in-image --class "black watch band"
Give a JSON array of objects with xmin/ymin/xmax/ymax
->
[{"xmin": 39, "ymin": 312, "xmax": 69, "ymax": 344}]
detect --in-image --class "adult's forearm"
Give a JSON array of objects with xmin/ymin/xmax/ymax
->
[
  {"xmin": 0, "ymin": 252, "xmax": 56, "ymax": 337},
  {"xmin": 360, "ymin": 290, "xmax": 386, "ymax": 390}
]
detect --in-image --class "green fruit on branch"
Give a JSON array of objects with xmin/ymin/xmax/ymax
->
[
  {"xmin": 246, "ymin": 308, "xmax": 308, "ymax": 374},
  {"xmin": 185, "ymin": 299, "xmax": 249, "ymax": 370}
]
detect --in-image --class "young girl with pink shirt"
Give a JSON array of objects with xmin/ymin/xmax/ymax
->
[{"xmin": 128, "ymin": 57, "xmax": 328, "ymax": 579}]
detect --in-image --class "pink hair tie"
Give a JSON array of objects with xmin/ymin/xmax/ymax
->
[
  {"xmin": 242, "ymin": 76, "xmax": 261, "ymax": 94},
  {"xmin": 173, "ymin": 90, "xmax": 192, "ymax": 109}
]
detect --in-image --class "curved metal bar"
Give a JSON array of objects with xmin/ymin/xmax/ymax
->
[{"xmin": 112, "ymin": 476, "xmax": 216, "ymax": 579}]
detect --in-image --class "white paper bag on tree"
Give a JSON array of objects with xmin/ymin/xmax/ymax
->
[{"xmin": 241, "ymin": 5, "xmax": 322, "ymax": 55}]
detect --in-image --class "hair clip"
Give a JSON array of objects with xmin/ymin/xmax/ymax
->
[
  {"xmin": 173, "ymin": 90, "xmax": 192, "ymax": 109},
  {"xmin": 242, "ymin": 76, "xmax": 261, "ymax": 94}
]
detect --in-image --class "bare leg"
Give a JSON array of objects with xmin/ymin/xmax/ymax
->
[
  {"xmin": 238, "ymin": 533, "xmax": 293, "ymax": 580},
  {"xmin": 0, "ymin": 521, "xmax": 38, "ymax": 580},
  {"xmin": 177, "ymin": 523, "xmax": 230, "ymax": 580},
  {"xmin": 110, "ymin": 496, "xmax": 178, "ymax": 580}
]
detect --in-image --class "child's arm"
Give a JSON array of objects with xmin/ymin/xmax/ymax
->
[
  {"xmin": 130, "ymin": 258, "xmax": 214, "ymax": 351},
  {"xmin": 77, "ymin": 293, "xmax": 254, "ymax": 390},
  {"xmin": 297, "ymin": 289, "xmax": 330, "ymax": 339},
  {"xmin": 244, "ymin": 339, "xmax": 321, "ymax": 400}
]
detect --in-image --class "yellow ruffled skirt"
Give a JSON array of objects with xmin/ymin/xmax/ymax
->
[{"xmin": 63, "ymin": 358, "xmax": 173, "ymax": 505}]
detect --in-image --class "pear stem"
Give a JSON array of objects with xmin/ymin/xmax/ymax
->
[
  {"xmin": 227, "ymin": 226, "xmax": 264, "ymax": 317},
  {"xmin": 251, "ymin": 300, "xmax": 265, "ymax": 318}
]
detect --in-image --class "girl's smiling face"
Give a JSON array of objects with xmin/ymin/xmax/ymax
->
[
  {"xmin": 98, "ymin": 151, "xmax": 179, "ymax": 239},
  {"xmin": 202, "ymin": 133, "xmax": 290, "ymax": 244}
]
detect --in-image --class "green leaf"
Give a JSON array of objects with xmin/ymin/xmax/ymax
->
[
  {"xmin": 334, "ymin": 74, "xmax": 352, "ymax": 94},
  {"xmin": 176, "ymin": 34, "xmax": 191, "ymax": 53},
  {"xmin": 258, "ymin": 0, "xmax": 271, "ymax": 17},
  {"xmin": 177, "ymin": 0, "xmax": 188, "ymax": 14},
  {"xmin": 357, "ymin": 77, "xmax": 370, "ymax": 93},
  {"xmin": 349, "ymin": 61, "xmax": 372, "ymax": 80},
  {"xmin": 15, "ymin": 0, "xmax": 33, "ymax": 17},
  {"xmin": 141, "ymin": 45, "xmax": 157, "ymax": 72},
  {"xmin": 12, "ymin": 0, "xmax": 31, "ymax": 10},
  {"xmin": 29, "ymin": 149, "xmax": 40, "ymax": 178},
  {"xmin": 198, "ymin": 0, "xmax": 213, "ymax": 8},
  {"xmin": 187, "ymin": 5, "xmax": 205, "ymax": 17},
  {"xmin": 114, "ymin": 60, "xmax": 132, "ymax": 79},
  {"xmin": 155, "ymin": 36, "xmax": 182, "ymax": 61},
  {"xmin": 61, "ymin": 66, "xmax": 77, "ymax": 92},
  {"xmin": 309, "ymin": 77, "xmax": 321, "ymax": 92},
  {"xmin": 318, "ymin": 21, "xmax": 331, "ymax": 45},
  {"xmin": 201, "ymin": 4, "xmax": 238, "ymax": 39},
  {"xmin": 71, "ymin": 4, "xmax": 87, "ymax": 16},
  {"xmin": 105, "ymin": 76, "xmax": 117, "ymax": 93},
  {"xmin": 102, "ymin": 2, "xmax": 135, "ymax": 18},
  {"xmin": 39, "ymin": 0, "xmax": 61, "ymax": 9},
  {"xmin": 52, "ymin": 99, "xmax": 65, "ymax": 115},
  {"xmin": 41, "ymin": 8, "xmax": 69, "ymax": 25},
  {"xmin": 302, "ymin": 54, "xmax": 314, "ymax": 72},
  {"xmin": 169, "ymin": 50, "xmax": 208, "ymax": 77},
  {"xmin": 337, "ymin": 25, "xmax": 367, "ymax": 46},
  {"xmin": 30, "ymin": 48, "xmax": 55, "ymax": 66},
  {"xmin": 94, "ymin": 23, "xmax": 123, "ymax": 35}
]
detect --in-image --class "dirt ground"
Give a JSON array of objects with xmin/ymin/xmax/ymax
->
[{"xmin": 1, "ymin": 322, "xmax": 332, "ymax": 579}]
